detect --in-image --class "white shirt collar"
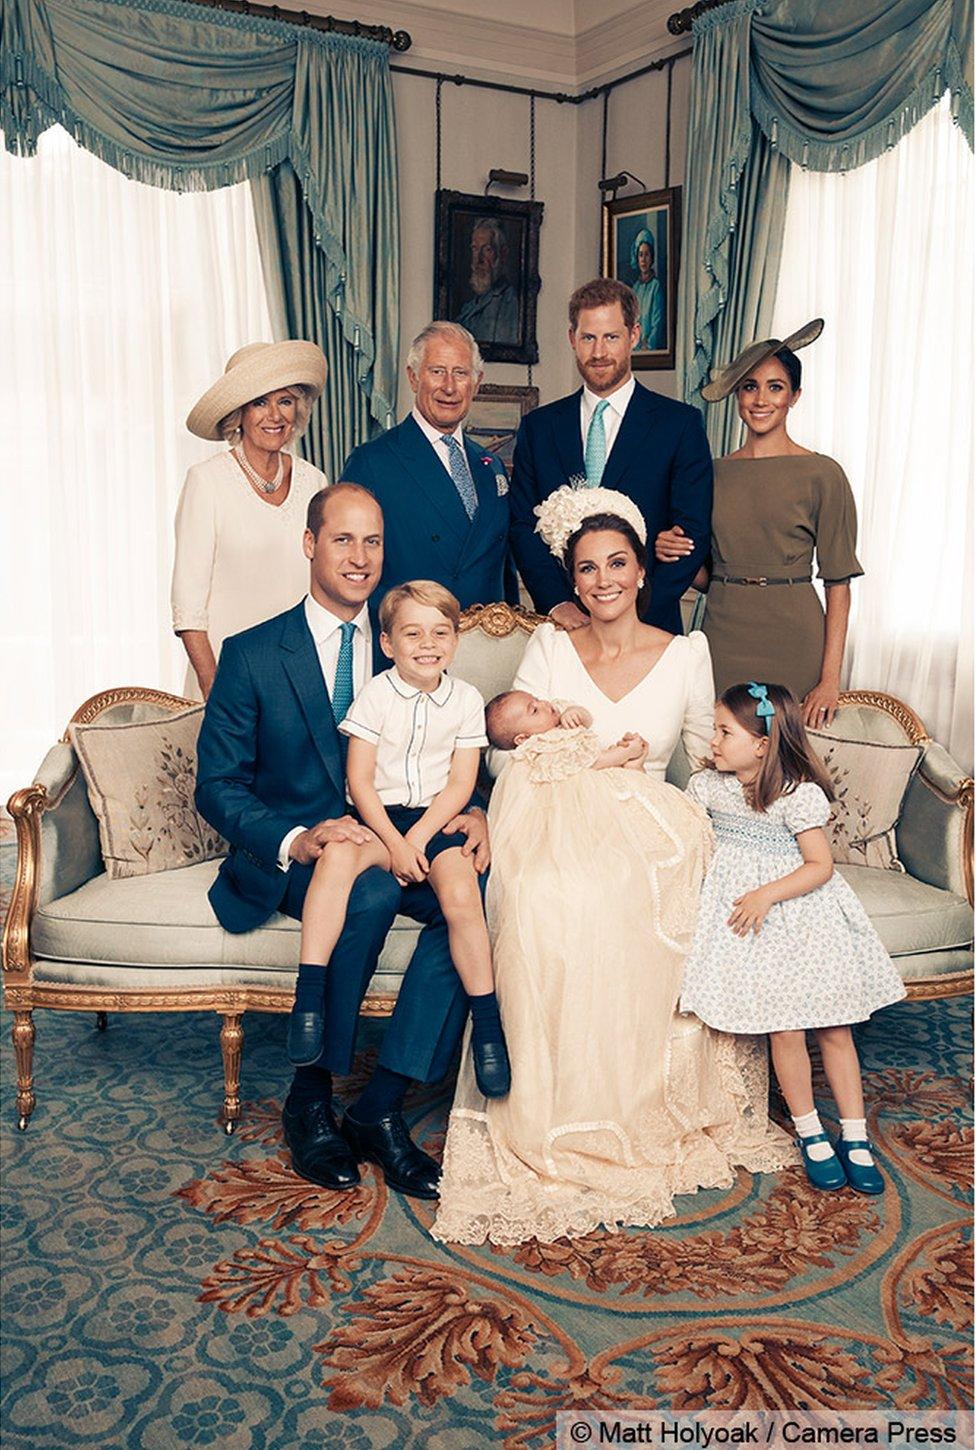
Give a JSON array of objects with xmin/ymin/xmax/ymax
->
[
  {"xmin": 581, "ymin": 374, "xmax": 636, "ymax": 423},
  {"xmin": 412, "ymin": 405, "xmax": 465, "ymax": 450},
  {"xmin": 385, "ymin": 665, "xmax": 455, "ymax": 705},
  {"xmin": 303, "ymin": 593, "xmax": 370, "ymax": 646}
]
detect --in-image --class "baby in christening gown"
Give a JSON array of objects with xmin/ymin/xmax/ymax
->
[{"xmin": 432, "ymin": 687, "xmax": 794, "ymax": 1247}]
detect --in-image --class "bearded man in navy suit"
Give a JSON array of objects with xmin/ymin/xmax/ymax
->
[
  {"xmin": 342, "ymin": 321, "xmax": 515, "ymax": 619},
  {"xmin": 510, "ymin": 277, "xmax": 712, "ymax": 635}
]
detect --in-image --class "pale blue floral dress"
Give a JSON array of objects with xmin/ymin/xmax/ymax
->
[{"xmin": 680, "ymin": 771, "xmax": 906, "ymax": 1033}]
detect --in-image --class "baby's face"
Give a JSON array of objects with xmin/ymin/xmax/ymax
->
[{"xmin": 507, "ymin": 692, "xmax": 561, "ymax": 743}]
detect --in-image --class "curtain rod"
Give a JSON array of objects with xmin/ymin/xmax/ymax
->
[
  {"xmin": 667, "ymin": 0, "xmax": 735, "ymax": 36},
  {"xmin": 390, "ymin": 48, "xmax": 692, "ymax": 106},
  {"xmin": 186, "ymin": 0, "xmax": 413, "ymax": 50}
]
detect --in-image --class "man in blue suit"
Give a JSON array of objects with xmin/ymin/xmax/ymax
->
[
  {"xmin": 342, "ymin": 321, "xmax": 516, "ymax": 619},
  {"xmin": 510, "ymin": 278, "xmax": 712, "ymax": 635},
  {"xmin": 196, "ymin": 483, "xmax": 488, "ymax": 1201}
]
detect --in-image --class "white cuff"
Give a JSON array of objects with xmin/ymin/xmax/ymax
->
[{"xmin": 278, "ymin": 826, "xmax": 307, "ymax": 871}]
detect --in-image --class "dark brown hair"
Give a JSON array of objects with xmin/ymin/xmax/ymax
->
[
  {"xmin": 568, "ymin": 278, "xmax": 638, "ymax": 332},
  {"xmin": 305, "ymin": 481, "xmax": 379, "ymax": 538},
  {"xmin": 712, "ymin": 682, "xmax": 835, "ymax": 813},
  {"xmin": 563, "ymin": 513, "xmax": 651, "ymax": 617}
]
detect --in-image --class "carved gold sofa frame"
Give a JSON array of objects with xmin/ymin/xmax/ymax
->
[{"xmin": 3, "ymin": 603, "xmax": 972, "ymax": 1133}]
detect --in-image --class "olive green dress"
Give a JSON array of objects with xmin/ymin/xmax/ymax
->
[{"xmin": 702, "ymin": 453, "xmax": 863, "ymax": 699}]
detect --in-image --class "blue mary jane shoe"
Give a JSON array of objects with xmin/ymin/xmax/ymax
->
[
  {"xmin": 797, "ymin": 1132, "xmax": 846, "ymax": 1191},
  {"xmin": 835, "ymin": 1137, "xmax": 885, "ymax": 1195}
]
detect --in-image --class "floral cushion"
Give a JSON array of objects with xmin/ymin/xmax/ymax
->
[
  {"xmin": 69, "ymin": 707, "xmax": 227, "ymax": 879},
  {"xmin": 807, "ymin": 730, "xmax": 922, "ymax": 872}
]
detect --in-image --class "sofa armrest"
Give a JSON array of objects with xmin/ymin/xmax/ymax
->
[
  {"xmin": 896, "ymin": 742, "xmax": 973, "ymax": 905},
  {"xmin": 2, "ymin": 745, "xmax": 105, "ymax": 985}
]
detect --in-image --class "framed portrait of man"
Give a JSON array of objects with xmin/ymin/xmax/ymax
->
[
  {"xmin": 434, "ymin": 191, "xmax": 544, "ymax": 365},
  {"xmin": 601, "ymin": 186, "xmax": 682, "ymax": 370}
]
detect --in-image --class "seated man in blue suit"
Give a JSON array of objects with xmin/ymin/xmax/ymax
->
[
  {"xmin": 195, "ymin": 483, "xmax": 488, "ymax": 1201},
  {"xmin": 510, "ymin": 277, "xmax": 713, "ymax": 635},
  {"xmin": 342, "ymin": 320, "xmax": 516, "ymax": 619}
]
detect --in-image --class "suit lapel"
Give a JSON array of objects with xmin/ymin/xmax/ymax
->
[
  {"xmin": 601, "ymin": 383, "xmax": 655, "ymax": 492},
  {"xmin": 393, "ymin": 416, "xmax": 470, "ymax": 542},
  {"xmin": 551, "ymin": 390, "xmax": 585, "ymax": 484},
  {"xmin": 278, "ymin": 604, "xmax": 346, "ymax": 799}
]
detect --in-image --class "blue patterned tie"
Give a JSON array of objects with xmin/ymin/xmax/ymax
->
[
  {"xmin": 331, "ymin": 620, "xmax": 357, "ymax": 724},
  {"xmin": 584, "ymin": 399, "xmax": 610, "ymax": 486},
  {"xmin": 440, "ymin": 434, "xmax": 479, "ymax": 519}
]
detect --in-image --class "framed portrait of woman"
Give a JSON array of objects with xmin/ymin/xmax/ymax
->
[{"xmin": 601, "ymin": 186, "xmax": 682, "ymax": 370}]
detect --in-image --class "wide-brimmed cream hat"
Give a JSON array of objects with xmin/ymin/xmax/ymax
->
[
  {"xmin": 186, "ymin": 341, "xmax": 328, "ymax": 440},
  {"xmin": 701, "ymin": 318, "xmax": 823, "ymax": 403}
]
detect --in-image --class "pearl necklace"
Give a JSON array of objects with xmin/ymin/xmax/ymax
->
[{"xmin": 233, "ymin": 444, "xmax": 284, "ymax": 495}]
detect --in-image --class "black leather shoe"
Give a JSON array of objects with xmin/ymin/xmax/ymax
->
[
  {"xmin": 287, "ymin": 1009, "xmax": 326, "ymax": 1066},
  {"xmin": 473, "ymin": 1036, "xmax": 512, "ymax": 1098},
  {"xmin": 341, "ymin": 1110, "xmax": 441, "ymax": 1200},
  {"xmin": 282, "ymin": 1096, "xmax": 360, "ymax": 1191}
]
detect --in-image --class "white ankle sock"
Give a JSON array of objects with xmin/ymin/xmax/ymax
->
[
  {"xmin": 840, "ymin": 1117, "xmax": 874, "ymax": 1167},
  {"xmin": 792, "ymin": 1110, "xmax": 834, "ymax": 1161}
]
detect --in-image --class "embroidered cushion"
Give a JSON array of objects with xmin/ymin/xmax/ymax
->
[
  {"xmin": 69, "ymin": 707, "xmax": 227, "ymax": 879},
  {"xmin": 807, "ymin": 730, "xmax": 922, "ymax": 872}
]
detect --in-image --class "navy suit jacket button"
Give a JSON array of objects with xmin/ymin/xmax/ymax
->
[{"xmin": 431, "ymin": 534, "xmax": 440, "ymax": 542}]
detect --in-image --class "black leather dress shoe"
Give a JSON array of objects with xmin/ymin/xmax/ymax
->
[
  {"xmin": 473, "ymin": 1037, "xmax": 512, "ymax": 1098},
  {"xmin": 341, "ymin": 1110, "xmax": 441, "ymax": 1200},
  {"xmin": 282, "ymin": 1096, "xmax": 360, "ymax": 1191},
  {"xmin": 287, "ymin": 1009, "xmax": 326, "ymax": 1066}
]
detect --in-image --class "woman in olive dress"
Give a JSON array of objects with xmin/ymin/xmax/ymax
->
[{"xmin": 656, "ymin": 320, "xmax": 862, "ymax": 728}]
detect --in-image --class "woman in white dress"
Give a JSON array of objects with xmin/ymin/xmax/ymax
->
[
  {"xmin": 172, "ymin": 341, "xmax": 329, "ymax": 699},
  {"xmin": 433, "ymin": 487, "xmax": 793, "ymax": 1246}
]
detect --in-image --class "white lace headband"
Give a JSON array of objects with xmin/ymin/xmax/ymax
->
[{"xmin": 533, "ymin": 485, "xmax": 648, "ymax": 560}]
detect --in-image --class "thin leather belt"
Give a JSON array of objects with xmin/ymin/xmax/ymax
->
[{"xmin": 712, "ymin": 574, "xmax": 812, "ymax": 587}]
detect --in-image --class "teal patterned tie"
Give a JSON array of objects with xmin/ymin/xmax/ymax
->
[
  {"xmin": 331, "ymin": 620, "xmax": 357, "ymax": 724},
  {"xmin": 440, "ymin": 434, "xmax": 479, "ymax": 519},
  {"xmin": 584, "ymin": 399, "xmax": 610, "ymax": 486}
]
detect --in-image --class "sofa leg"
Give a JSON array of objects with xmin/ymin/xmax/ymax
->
[
  {"xmin": 13, "ymin": 1011, "xmax": 36, "ymax": 1131},
  {"xmin": 95, "ymin": 1012, "xmax": 108, "ymax": 1032},
  {"xmin": 220, "ymin": 1013, "xmax": 244, "ymax": 1134}
]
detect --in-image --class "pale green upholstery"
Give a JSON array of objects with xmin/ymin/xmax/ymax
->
[{"xmin": 15, "ymin": 619, "xmax": 975, "ymax": 1016}]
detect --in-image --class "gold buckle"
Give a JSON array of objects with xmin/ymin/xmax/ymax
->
[{"xmin": 742, "ymin": 576, "xmax": 768, "ymax": 586}]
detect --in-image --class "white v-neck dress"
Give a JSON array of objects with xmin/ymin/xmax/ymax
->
[{"xmin": 433, "ymin": 623, "xmax": 794, "ymax": 1247}]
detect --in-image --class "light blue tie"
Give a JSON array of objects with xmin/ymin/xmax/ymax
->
[
  {"xmin": 584, "ymin": 399, "xmax": 610, "ymax": 486},
  {"xmin": 440, "ymin": 434, "xmax": 479, "ymax": 519},
  {"xmin": 331, "ymin": 620, "xmax": 357, "ymax": 725}
]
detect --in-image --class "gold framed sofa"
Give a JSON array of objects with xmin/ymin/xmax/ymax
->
[{"xmin": 3, "ymin": 604, "xmax": 972, "ymax": 1133}]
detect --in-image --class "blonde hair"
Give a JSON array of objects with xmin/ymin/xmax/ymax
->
[
  {"xmin": 218, "ymin": 383, "xmax": 317, "ymax": 444},
  {"xmin": 710, "ymin": 682, "xmax": 836, "ymax": 813},
  {"xmin": 379, "ymin": 580, "xmax": 461, "ymax": 634}
]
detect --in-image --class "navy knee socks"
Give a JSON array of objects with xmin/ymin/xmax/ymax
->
[{"xmin": 468, "ymin": 990, "xmax": 504, "ymax": 1047}]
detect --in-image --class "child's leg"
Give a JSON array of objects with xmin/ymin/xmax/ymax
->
[
  {"xmin": 299, "ymin": 837, "xmax": 391, "ymax": 965},
  {"xmin": 426, "ymin": 848, "xmax": 493, "ymax": 997},
  {"xmin": 770, "ymin": 1029, "xmax": 841, "ymax": 1178},
  {"xmin": 813, "ymin": 1025, "xmax": 865, "ymax": 1120}
]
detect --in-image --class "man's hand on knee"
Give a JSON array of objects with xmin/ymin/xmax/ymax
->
[
  {"xmin": 289, "ymin": 816, "xmax": 376, "ymax": 864},
  {"xmin": 444, "ymin": 807, "xmax": 491, "ymax": 873}
]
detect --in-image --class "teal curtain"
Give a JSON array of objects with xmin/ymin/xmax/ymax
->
[
  {"xmin": 0, "ymin": 0, "xmax": 399, "ymax": 456},
  {"xmin": 677, "ymin": 0, "xmax": 974, "ymax": 439}
]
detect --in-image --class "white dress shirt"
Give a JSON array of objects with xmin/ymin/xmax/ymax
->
[
  {"xmin": 579, "ymin": 374, "xmax": 636, "ymax": 462},
  {"xmin": 277, "ymin": 594, "xmax": 372, "ymax": 868},
  {"xmin": 412, "ymin": 405, "xmax": 467, "ymax": 480},
  {"xmin": 340, "ymin": 667, "xmax": 487, "ymax": 808}
]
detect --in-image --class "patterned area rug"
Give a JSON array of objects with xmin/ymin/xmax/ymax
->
[{"xmin": 1, "ymin": 837, "xmax": 972, "ymax": 1445}]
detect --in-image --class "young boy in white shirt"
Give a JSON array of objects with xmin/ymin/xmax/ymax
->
[{"xmin": 291, "ymin": 579, "xmax": 510, "ymax": 1099}]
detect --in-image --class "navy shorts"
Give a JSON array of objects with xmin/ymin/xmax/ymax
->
[{"xmin": 384, "ymin": 804, "xmax": 469, "ymax": 863}]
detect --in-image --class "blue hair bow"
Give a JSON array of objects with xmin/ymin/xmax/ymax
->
[{"xmin": 747, "ymin": 682, "xmax": 775, "ymax": 734}]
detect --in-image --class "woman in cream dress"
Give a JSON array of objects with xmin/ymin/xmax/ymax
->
[
  {"xmin": 433, "ymin": 488, "xmax": 793, "ymax": 1247},
  {"xmin": 172, "ymin": 341, "xmax": 329, "ymax": 699}
]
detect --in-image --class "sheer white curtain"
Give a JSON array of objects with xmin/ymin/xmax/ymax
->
[
  {"xmin": 0, "ymin": 126, "xmax": 273, "ymax": 802},
  {"xmin": 770, "ymin": 96, "xmax": 974, "ymax": 771}
]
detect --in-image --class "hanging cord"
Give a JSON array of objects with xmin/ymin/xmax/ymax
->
[
  {"xmin": 600, "ymin": 87, "xmax": 609, "ymax": 184},
  {"xmin": 435, "ymin": 76, "xmax": 443, "ymax": 193},
  {"xmin": 527, "ymin": 91, "xmax": 536, "ymax": 390},
  {"xmin": 664, "ymin": 58, "xmax": 673, "ymax": 188}
]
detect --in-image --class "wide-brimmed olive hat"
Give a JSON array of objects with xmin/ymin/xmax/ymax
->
[
  {"xmin": 701, "ymin": 318, "xmax": 824, "ymax": 403},
  {"xmin": 186, "ymin": 340, "xmax": 328, "ymax": 440}
]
